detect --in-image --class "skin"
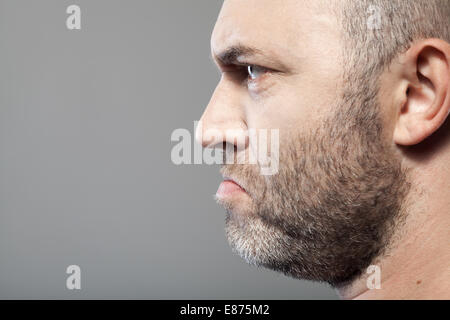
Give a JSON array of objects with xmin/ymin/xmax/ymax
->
[{"xmin": 197, "ymin": 0, "xmax": 450, "ymax": 299}]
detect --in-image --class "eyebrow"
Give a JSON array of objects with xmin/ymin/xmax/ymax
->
[
  {"xmin": 212, "ymin": 44, "xmax": 290, "ymax": 72},
  {"xmin": 213, "ymin": 44, "xmax": 262, "ymax": 65}
]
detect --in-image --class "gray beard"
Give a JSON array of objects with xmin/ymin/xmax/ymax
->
[{"xmin": 221, "ymin": 99, "xmax": 411, "ymax": 287}]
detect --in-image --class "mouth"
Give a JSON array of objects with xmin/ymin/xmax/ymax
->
[{"xmin": 216, "ymin": 177, "xmax": 248, "ymax": 198}]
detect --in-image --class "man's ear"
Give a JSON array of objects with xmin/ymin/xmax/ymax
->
[{"xmin": 394, "ymin": 39, "xmax": 450, "ymax": 146}]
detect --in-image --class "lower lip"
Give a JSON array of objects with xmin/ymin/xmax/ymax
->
[{"xmin": 216, "ymin": 180, "xmax": 246, "ymax": 197}]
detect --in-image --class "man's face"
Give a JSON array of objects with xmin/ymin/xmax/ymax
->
[
  {"xmin": 206, "ymin": 0, "xmax": 343, "ymax": 141},
  {"xmin": 198, "ymin": 0, "xmax": 410, "ymax": 286}
]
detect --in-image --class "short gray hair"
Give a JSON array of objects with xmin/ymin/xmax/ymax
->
[{"xmin": 339, "ymin": 0, "xmax": 450, "ymax": 79}]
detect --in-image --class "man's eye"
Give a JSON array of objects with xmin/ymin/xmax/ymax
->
[{"xmin": 247, "ymin": 65, "xmax": 266, "ymax": 80}]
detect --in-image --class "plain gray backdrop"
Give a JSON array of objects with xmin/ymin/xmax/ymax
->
[{"xmin": 0, "ymin": 0, "xmax": 338, "ymax": 299}]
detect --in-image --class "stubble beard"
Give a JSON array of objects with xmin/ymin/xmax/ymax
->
[{"xmin": 220, "ymin": 97, "xmax": 411, "ymax": 287}]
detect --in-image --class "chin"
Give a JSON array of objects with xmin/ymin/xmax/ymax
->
[
  {"xmin": 224, "ymin": 211, "xmax": 289, "ymax": 267},
  {"xmin": 215, "ymin": 193, "xmax": 256, "ymax": 221}
]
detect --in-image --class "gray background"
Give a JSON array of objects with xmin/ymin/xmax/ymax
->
[{"xmin": 0, "ymin": 0, "xmax": 337, "ymax": 299}]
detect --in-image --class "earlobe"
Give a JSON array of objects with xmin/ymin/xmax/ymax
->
[{"xmin": 393, "ymin": 40, "xmax": 450, "ymax": 146}]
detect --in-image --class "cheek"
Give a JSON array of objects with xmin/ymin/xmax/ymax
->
[{"xmin": 244, "ymin": 80, "xmax": 337, "ymax": 136}]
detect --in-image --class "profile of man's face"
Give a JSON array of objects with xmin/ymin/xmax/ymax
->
[{"xmin": 198, "ymin": 0, "xmax": 412, "ymax": 287}]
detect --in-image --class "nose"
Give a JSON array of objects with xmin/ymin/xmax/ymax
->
[{"xmin": 196, "ymin": 82, "xmax": 248, "ymax": 150}]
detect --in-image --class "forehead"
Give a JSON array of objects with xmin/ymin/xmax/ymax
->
[{"xmin": 211, "ymin": 0, "xmax": 341, "ymax": 64}]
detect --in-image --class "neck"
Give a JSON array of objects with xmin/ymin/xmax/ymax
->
[{"xmin": 337, "ymin": 179, "xmax": 450, "ymax": 300}]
